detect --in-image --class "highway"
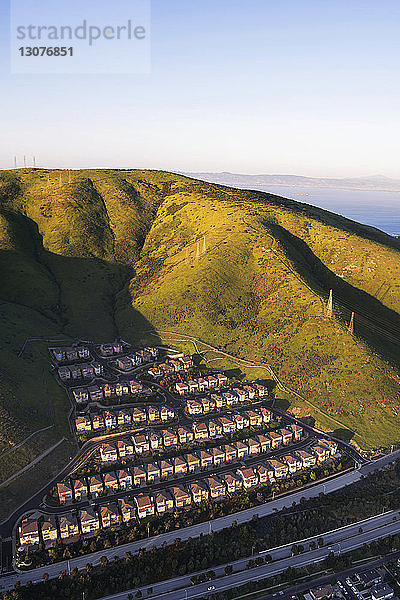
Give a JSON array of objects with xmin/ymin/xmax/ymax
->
[
  {"xmin": 0, "ymin": 450, "xmax": 400, "ymax": 593},
  {"xmin": 99, "ymin": 510, "xmax": 400, "ymax": 600}
]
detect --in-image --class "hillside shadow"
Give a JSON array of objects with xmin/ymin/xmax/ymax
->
[
  {"xmin": 0, "ymin": 209, "xmax": 162, "ymax": 346},
  {"xmin": 263, "ymin": 221, "xmax": 400, "ymax": 368},
  {"xmin": 331, "ymin": 428, "xmax": 355, "ymax": 443}
]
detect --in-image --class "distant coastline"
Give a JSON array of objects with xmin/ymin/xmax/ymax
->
[
  {"xmin": 184, "ymin": 172, "xmax": 400, "ymax": 193},
  {"xmin": 184, "ymin": 173, "xmax": 400, "ymax": 237}
]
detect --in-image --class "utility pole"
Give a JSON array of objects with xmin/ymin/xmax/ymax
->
[
  {"xmin": 348, "ymin": 312, "xmax": 354, "ymax": 335},
  {"xmin": 196, "ymin": 241, "xmax": 200, "ymax": 262},
  {"xmin": 13, "ymin": 156, "xmax": 17, "ymax": 169},
  {"xmin": 185, "ymin": 248, "xmax": 189, "ymax": 265},
  {"xmin": 47, "ymin": 173, "xmax": 50, "ymax": 187},
  {"xmin": 33, "ymin": 156, "xmax": 36, "ymax": 168},
  {"xmin": 59, "ymin": 172, "xmax": 62, "ymax": 188},
  {"xmin": 202, "ymin": 235, "xmax": 206, "ymax": 254},
  {"xmin": 68, "ymin": 170, "xmax": 72, "ymax": 184},
  {"xmin": 23, "ymin": 155, "xmax": 26, "ymax": 168},
  {"xmin": 326, "ymin": 289, "xmax": 333, "ymax": 318}
]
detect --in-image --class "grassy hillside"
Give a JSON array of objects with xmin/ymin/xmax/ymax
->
[{"xmin": 0, "ymin": 168, "xmax": 399, "ymax": 508}]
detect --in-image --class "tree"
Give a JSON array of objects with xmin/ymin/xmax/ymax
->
[
  {"xmin": 135, "ymin": 591, "xmax": 142, "ymax": 599},
  {"xmin": 224, "ymin": 565, "xmax": 233, "ymax": 575},
  {"xmin": 42, "ymin": 572, "xmax": 49, "ymax": 581}
]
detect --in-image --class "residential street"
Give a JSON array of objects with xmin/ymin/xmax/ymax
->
[{"xmin": 0, "ymin": 450, "xmax": 400, "ymax": 594}]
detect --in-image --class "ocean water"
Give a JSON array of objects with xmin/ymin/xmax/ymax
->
[{"xmin": 243, "ymin": 185, "xmax": 400, "ymax": 238}]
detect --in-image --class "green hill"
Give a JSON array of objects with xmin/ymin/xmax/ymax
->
[{"xmin": 0, "ymin": 168, "xmax": 399, "ymax": 510}]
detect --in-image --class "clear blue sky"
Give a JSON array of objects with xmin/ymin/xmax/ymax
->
[{"xmin": 1, "ymin": 0, "xmax": 400, "ymax": 177}]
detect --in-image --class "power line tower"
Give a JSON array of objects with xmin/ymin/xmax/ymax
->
[
  {"xmin": 348, "ymin": 312, "xmax": 354, "ymax": 335},
  {"xmin": 326, "ymin": 289, "xmax": 333, "ymax": 318}
]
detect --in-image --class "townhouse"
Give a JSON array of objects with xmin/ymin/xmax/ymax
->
[
  {"xmin": 57, "ymin": 481, "xmax": 73, "ymax": 505},
  {"xmin": 260, "ymin": 407, "xmax": 272, "ymax": 423},
  {"xmin": 147, "ymin": 406, "xmax": 160, "ymax": 422},
  {"xmin": 116, "ymin": 469, "xmax": 132, "ymax": 490},
  {"xmin": 119, "ymin": 498, "xmax": 136, "ymax": 523},
  {"xmin": 91, "ymin": 412, "xmax": 104, "ymax": 430},
  {"xmin": 75, "ymin": 415, "xmax": 92, "ymax": 433},
  {"xmin": 187, "ymin": 399, "xmax": 203, "ymax": 415},
  {"xmin": 88, "ymin": 475, "xmax": 104, "ymax": 498},
  {"xmin": 222, "ymin": 391, "xmax": 238, "ymax": 407},
  {"xmin": 319, "ymin": 439, "xmax": 338, "ymax": 456},
  {"xmin": 100, "ymin": 443, "xmax": 118, "ymax": 463},
  {"xmin": 219, "ymin": 416, "xmax": 236, "ymax": 434},
  {"xmin": 41, "ymin": 516, "xmax": 58, "ymax": 547},
  {"xmin": 173, "ymin": 456, "xmax": 188, "ymax": 475},
  {"xmin": 154, "ymin": 490, "xmax": 174, "ymax": 514},
  {"xmin": 133, "ymin": 466, "xmax": 147, "ymax": 487},
  {"xmin": 73, "ymin": 478, "xmax": 88, "ymax": 501},
  {"xmin": 162, "ymin": 428, "xmax": 178, "ymax": 447},
  {"xmin": 221, "ymin": 472, "xmax": 243, "ymax": 493},
  {"xmin": 238, "ymin": 467, "xmax": 258, "ymax": 489},
  {"xmin": 247, "ymin": 437, "xmax": 261, "ymax": 455},
  {"xmin": 159, "ymin": 459, "xmax": 174, "ymax": 479},
  {"xmin": 52, "ymin": 345, "xmax": 90, "ymax": 363},
  {"xmin": 132, "ymin": 434, "xmax": 150, "ymax": 454},
  {"xmin": 289, "ymin": 423, "xmax": 303, "ymax": 441},
  {"xmin": 206, "ymin": 476, "xmax": 226, "ymax": 500},
  {"xmin": 135, "ymin": 494, "xmax": 155, "ymax": 519},
  {"xmin": 280, "ymin": 428, "xmax": 294, "ymax": 445},
  {"xmin": 282, "ymin": 454, "xmax": 302, "ymax": 474},
  {"xmin": 177, "ymin": 426, "xmax": 193, "ymax": 444},
  {"xmin": 296, "ymin": 450, "xmax": 317, "ymax": 468},
  {"xmin": 185, "ymin": 453, "xmax": 200, "ymax": 472},
  {"xmin": 211, "ymin": 446, "xmax": 225, "ymax": 466},
  {"xmin": 268, "ymin": 431, "xmax": 283, "ymax": 448},
  {"xmin": 210, "ymin": 394, "xmax": 225, "ymax": 409},
  {"xmin": 192, "ymin": 421, "xmax": 209, "ymax": 440},
  {"xmin": 170, "ymin": 485, "xmax": 192, "ymax": 508},
  {"xmin": 176, "ymin": 382, "xmax": 189, "ymax": 396},
  {"xmin": 104, "ymin": 410, "xmax": 117, "ymax": 429},
  {"xmin": 99, "ymin": 504, "xmax": 119, "ymax": 528},
  {"xmin": 267, "ymin": 459, "xmax": 289, "ymax": 479},
  {"xmin": 79, "ymin": 508, "xmax": 100, "ymax": 535},
  {"xmin": 188, "ymin": 480, "xmax": 209, "ymax": 503},
  {"xmin": 88, "ymin": 385, "xmax": 103, "ymax": 403},
  {"xmin": 103, "ymin": 471, "xmax": 119, "ymax": 492},
  {"xmin": 257, "ymin": 434, "xmax": 271, "ymax": 453},
  {"xmin": 247, "ymin": 410, "xmax": 263, "ymax": 427},
  {"xmin": 149, "ymin": 431, "xmax": 162, "ymax": 450},
  {"xmin": 257, "ymin": 464, "xmax": 274, "ymax": 484},
  {"xmin": 235, "ymin": 441, "xmax": 249, "ymax": 459},
  {"xmin": 132, "ymin": 407, "xmax": 147, "ymax": 424},
  {"xmin": 311, "ymin": 444, "xmax": 329, "ymax": 462},
  {"xmin": 146, "ymin": 462, "xmax": 161, "ymax": 483},
  {"xmin": 19, "ymin": 516, "xmax": 40, "ymax": 548},
  {"xmin": 72, "ymin": 387, "xmax": 89, "ymax": 404},
  {"xmin": 59, "ymin": 514, "xmax": 79, "ymax": 541},
  {"xmin": 223, "ymin": 444, "xmax": 238, "ymax": 462},
  {"xmin": 198, "ymin": 449, "xmax": 213, "ymax": 469},
  {"xmin": 233, "ymin": 388, "xmax": 247, "ymax": 403}
]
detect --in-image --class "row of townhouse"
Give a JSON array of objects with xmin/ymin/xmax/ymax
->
[
  {"xmin": 98, "ymin": 419, "xmax": 303, "ymax": 465},
  {"xmin": 19, "ymin": 500, "xmax": 135, "ymax": 549},
  {"xmin": 62, "ymin": 423, "xmax": 306, "ymax": 504},
  {"xmin": 57, "ymin": 467, "xmax": 136, "ymax": 504},
  {"xmin": 115, "ymin": 347, "xmax": 160, "ymax": 371},
  {"xmin": 98, "ymin": 342, "xmax": 126, "ymax": 356},
  {"xmin": 147, "ymin": 355, "xmax": 193, "ymax": 378},
  {"xmin": 75, "ymin": 404, "xmax": 175, "ymax": 433},
  {"xmin": 28, "ymin": 439, "xmax": 339, "ymax": 549},
  {"xmin": 133, "ymin": 438, "xmax": 339, "ymax": 517},
  {"xmin": 51, "ymin": 345, "xmax": 91, "ymax": 364},
  {"xmin": 71, "ymin": 380, "xmax": 150, "ymax": 404},
  {"xmin": 181, "ymin": 378, "xmax": 268, "ymax": 400},
  {"xmin": 187, "ymin": 386, "xmax": 267, "ymax": 414},
  {"xmin": 58, "ymin": 361, "xmax": 104, "ymax": 382}
]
